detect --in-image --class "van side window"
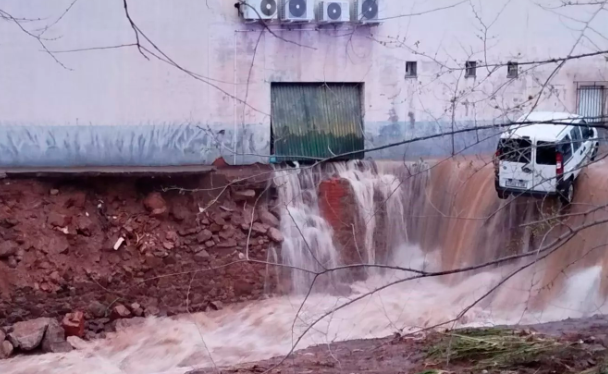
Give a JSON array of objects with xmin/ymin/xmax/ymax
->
[
  {"xmin": 580, "ymin": 120, "xmax": 593, "ymax": 139},
  {"xmin": 558, "ymin": 135, "xmax": 573, "ymax": 162},
  {"xmin": 570, "ymin": 127, "xmax": 582, "ymax": 152}
]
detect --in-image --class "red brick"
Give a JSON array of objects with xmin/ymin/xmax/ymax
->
[{"xmin": 62, "ymin": 311, "xmax": 85, "ymax": 338}]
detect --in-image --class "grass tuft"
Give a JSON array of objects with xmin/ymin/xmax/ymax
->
[{"xmin": 427, "ymin": 328, "xmax": 569, "ymax": 370}]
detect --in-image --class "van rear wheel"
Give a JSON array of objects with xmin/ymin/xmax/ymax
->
[
  {"xmin": 559, "ymin": 181, "xmax": 574, "ymax": 206},
  {"xmin": 496, "ymin": 189, "xmax": 509, "ymax": 200}
]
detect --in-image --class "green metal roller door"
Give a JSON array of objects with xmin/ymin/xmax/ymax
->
[{"xmin": 270, "ymin": 83, "xmax": 365, "ymax": 162}]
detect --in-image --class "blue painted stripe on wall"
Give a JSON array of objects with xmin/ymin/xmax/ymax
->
[{"xmin": 0, "ymin": 121, "xmax": 501, "ymax": 167}]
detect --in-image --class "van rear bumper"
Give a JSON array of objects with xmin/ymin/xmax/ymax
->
[{"xmin": 494, "ymin": 178, "xmax": 567, "ymax": 198}]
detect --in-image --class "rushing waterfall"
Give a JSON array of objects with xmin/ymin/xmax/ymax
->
[{"xmin": 272, "ymin": 160, "xmax": 417, "ymax": 293}]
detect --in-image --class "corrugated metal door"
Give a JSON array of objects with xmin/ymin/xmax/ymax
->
[
  {"xmin": 578, "ymin": 86, "xmax": 605, "ymax": 122},
  {"xmin": 271, "ymin": 83, "xmax": 364, "ymax": 162}
]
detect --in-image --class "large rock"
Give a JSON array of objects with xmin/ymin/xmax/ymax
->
[
  {"xmin": 0, "ymin": 240, "xmax": 18, "ymax": 259},
  {"xmin": 8, "ymin": 318, "xmax": 50, "ymax": 351},
  {"xmin": 41, "ymin": 319, "xmax": 72, "ymax": 353},
  {"xmin": 267, "ymin": 227, "xmax": 284, "ymax": 243},
  {"xmin": 259, "ymin": 209, "xmax": 280, "ymax": 228},
  {"xmin": 0, "ymin": 340, "xmax": 14, "ymax": 359}
]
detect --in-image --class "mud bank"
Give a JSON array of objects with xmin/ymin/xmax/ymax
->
[
  {"xmin": 0, "ymin": 164, "xmax": 280, "ymax": 335},
  {"xmin": 192, "ymin": 315, "xmax": 608, "ymax": 374}
]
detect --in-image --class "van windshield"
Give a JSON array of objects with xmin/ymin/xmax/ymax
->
[
  {"xmin": 497, "ymin": 138, "xmax": 531, "ymax": 163},
  {"xmin": 536, "ymin": 141, "xmax": 556, "ymax": 165}
]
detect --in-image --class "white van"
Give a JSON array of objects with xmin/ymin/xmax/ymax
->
[{"xmin": 494, "ymin": 111, "xmax": 599, "ymax": 203}]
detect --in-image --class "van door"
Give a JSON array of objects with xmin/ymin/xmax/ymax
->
[
  {"xmin": 579, "ymin": 119, "xmax": 596, "ymax": 162},
  {"xmin": 569, "ymin": 127, "xmax": 585, "ymax": 177},
  {"xmin": 534, "ymin": 141, "xmax": 557, "ymax": 192},
  {"xmin": 558, "ymin": 134, "xmax": 576, "ymax": 181},
  {"xmin": 497, "ymin": 137, "xmax": 534, "ymax": 191}
]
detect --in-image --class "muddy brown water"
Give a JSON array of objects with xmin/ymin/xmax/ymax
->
[{"xmin": 4, "ymin": 156, "xmax": 608, "ymax": 374}]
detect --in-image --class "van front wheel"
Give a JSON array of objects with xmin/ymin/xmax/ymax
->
[
  {"xmin": 591, "ymin": 144, "xmax": 599, "ymax": 161},
  {"xmin": 559, "ymin": 181, "xmax": 574, "ymax": 206}
]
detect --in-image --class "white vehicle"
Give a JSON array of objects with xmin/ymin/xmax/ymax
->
[{"xmin": 494, "ymin": 111, "xmax": 599, "ymax": 204}]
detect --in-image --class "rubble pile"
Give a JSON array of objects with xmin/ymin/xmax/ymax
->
[{"xmin": 0, "ymin": 173, "xmax": 284, "ymax": 356}]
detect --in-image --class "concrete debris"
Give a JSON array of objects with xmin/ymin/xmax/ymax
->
[
  {"xmin": 131, "ymin": 303, "xmax": 144, "ymax": 317},
  {"xmin": 111, "ymin": 304, "xmax": 132, "ymax": 320},
  {"xmin": 113, "ymin": 237, "xmax": 125, "ymax": 250},
  {"xmin": 250, "ymin": 222, "xmax": 268, "ymax": 234},
  {"xmin": 143, "ymin": 192, "xmax": 167, "ymax": 216},
  {"xmin": 47, "ymin": 212, "xmax": 69, "ymax": 227},
  {"xmin": 209, "ymin": 300, "xmax": 223, "ymax": 310},
  {"xmin": 66, "ymin": 336, "xmax": 87, "ymax": 350},
  {"xmin": 115, "ymin": 317, "xmax": 145, "ymax": 332},
  {"xmin": 233, "ymin": 189, "xmax": 256, "ymax": 201},
  {"xmin": 144, "ymin": 306, "xmax": 161, "ymax": 317},
  {"xmin": 196, "ymin": 229, "xmax": 213, "ymax": 243}
]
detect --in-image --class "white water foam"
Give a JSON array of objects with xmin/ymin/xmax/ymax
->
[{"xmin": 3, "ymin": 256, "xmax": 603, "ymax": 374}]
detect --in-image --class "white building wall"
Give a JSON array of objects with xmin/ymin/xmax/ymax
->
[{"xmin": 0, "ymin": 0, "xmax": 606, "ymax": 166}]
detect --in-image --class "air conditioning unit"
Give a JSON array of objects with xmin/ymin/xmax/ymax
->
[
  {"xmin": 318, "ymin": 1, "xmax": 350, "ymax": 23},
  {"xmin": 280, "ymin": 0, "xmax": 314, "ymax": 22},
  {"xmin": 353, "ymin": 0, "xmax": 381, "ymax": 24},
  {"xmin": 241, "ymin": 0, "xmax": 278, "ymax": 21}
]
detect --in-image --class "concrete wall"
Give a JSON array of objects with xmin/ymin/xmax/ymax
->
[{"xmin": 0, "ymin": 0, "xmax": 607, "ymax": 166}]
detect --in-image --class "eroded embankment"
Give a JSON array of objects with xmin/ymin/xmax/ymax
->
[{"xmin": 0, "ymin": 164, "xmax": 282, "ymax": 342}]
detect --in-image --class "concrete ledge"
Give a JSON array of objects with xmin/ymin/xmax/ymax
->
[{"xmin": 0, "ymin": 165, "xmax": 216, "ymax": 178}]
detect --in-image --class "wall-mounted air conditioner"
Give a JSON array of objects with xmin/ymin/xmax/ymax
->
[
  {"xmin": 353, "ymin": 0, "xmax": 381, "ymax": 24},
  {"xmin": 280, "ymin": 0, "xmax": 315, "ymax": 22},
  {"xmin": 241, "ymin": 0, "xmax": 278, "ymax": 21},
  {"xmin": 318, "ymin": 1, "xmax": 350, "ymax": 23}
]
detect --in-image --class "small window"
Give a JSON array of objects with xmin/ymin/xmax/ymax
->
[
  {"xmin": 570, "ymin": 127, "xmax": 582, "ymax": 152},
  {"xmin": 405, "ymin": 61, "xmax": 417, "ymax": 78},
  {"xmin": 507, "ymin": 62, "xmax": 518, "ymax": 78},
  {"xmin": 558, "ymin": 135, "xmax": 573, "ymax": 163},
  {"xmin": 497, "ymin": 138, "xmax": 531, "ymax": 163},
  {"xmin": 465, "ymin": 61, "xmax": 477, "ymax": 78},
  {"xmin": 536, "ymin": 141, "xmax": 556, "ymax": 165},
  {"xmin": 580, "ymin": 120, "xmax": 593, "ymax": 139}
]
